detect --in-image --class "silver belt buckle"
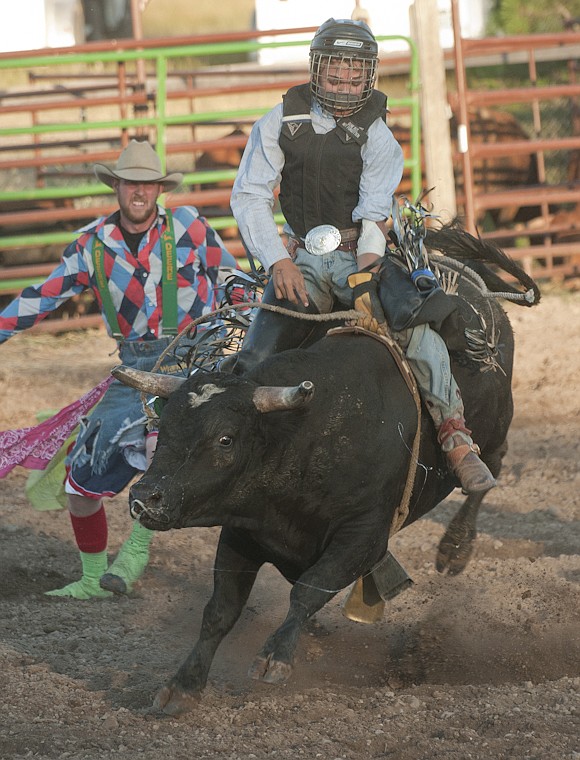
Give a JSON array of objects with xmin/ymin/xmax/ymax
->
[{"xmin": 304, "ymin": 225, "xmax": 342, "ymax": 255}]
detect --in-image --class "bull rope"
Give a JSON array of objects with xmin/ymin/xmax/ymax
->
[
  {"xmin": 149, "ymin": 301, "xmax": 363, "ymax": 375},
  {"xmin": 143, "ymin": 302, "xmax": 365, "ymax": 421},
  {"xmin": 149, "ymin": 247, "xmax": 533, "ymax": 378}
]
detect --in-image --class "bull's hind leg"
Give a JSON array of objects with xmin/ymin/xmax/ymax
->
[
  {"xmin": 436, "ymin": 491, "xmax": 484, "ymax": 574},
  {"xmin": 154, "ymin": 536, "xmax": 260, "ymax": 715},
  {"xmin": 436, "ymin": 440, "xmax": 507, "ymax": 575}
]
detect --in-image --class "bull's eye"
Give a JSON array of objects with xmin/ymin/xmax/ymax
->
[{"xmin": 219, "ymin": 435, "xmax": 233, "ymax": 447}]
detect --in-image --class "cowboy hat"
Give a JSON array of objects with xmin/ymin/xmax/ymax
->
[{"xmin": 94, "ymin": 139, "xmax": 183, "ymax": 191}]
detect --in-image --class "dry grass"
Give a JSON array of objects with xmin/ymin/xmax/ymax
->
[{"xmin": 141, "ymin": 0, "xmax": 255, "ymax": 37}]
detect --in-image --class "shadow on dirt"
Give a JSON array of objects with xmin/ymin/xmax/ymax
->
[
  {"xmin": 1, "ymin": 519, "xmax": 578, "ymax": 715},
  {"xmin": 427, "ymin": 498, "xmax": 580, "ymax": 558}
]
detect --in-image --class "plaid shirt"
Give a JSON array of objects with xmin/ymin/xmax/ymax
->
[{"xmin": 0, "ymin": 205, "xmax": 239, "ymax": 343}]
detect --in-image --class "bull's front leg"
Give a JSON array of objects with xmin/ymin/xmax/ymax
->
[
  {"xmin": 249, "ymin": 522, "xmax": 386, "ymax": 685},
  {"xmin": 154, "ymin": 534, "xmax": 260, "ymax": 715}
]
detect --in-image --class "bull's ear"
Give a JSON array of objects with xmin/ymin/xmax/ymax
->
[
  {"xmin": 111, "ymin": 365, "xmax": 186, "ymax": 398},
  {"xmin": 253, "ymin": 381, "xmax": 314, "ymax": 413}
]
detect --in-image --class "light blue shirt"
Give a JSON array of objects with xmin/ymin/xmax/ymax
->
[{"xmin": 230, "ymin": 97, "xmax": 404, "ymax": 272}]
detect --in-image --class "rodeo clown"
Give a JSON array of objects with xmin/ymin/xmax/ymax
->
[
  {"xmin": 229, "ymin": 17, "xmax": 496, "ymax": 495},
  {"xmin": 0, "ymin": 140, "xmax": 239, "ymax": 599}
]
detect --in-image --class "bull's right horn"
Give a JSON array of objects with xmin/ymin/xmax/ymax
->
[
  {"xmin": 111, "ymin": 365, "xmax": 186, "ymax": 398},
  {"xmin": 253, "ymin": 381, "xmax": 315, "ymax": 413}
]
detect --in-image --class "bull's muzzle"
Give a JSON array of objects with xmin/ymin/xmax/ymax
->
[
  {"xmin": 130, "ymin": 498, "xmax": 146, "ymax": 520},
  {"xmin": 129, "ymin": 496, "xmax": 171, "ymax": 525},
  {"xmin": 129, "ymin": 481, "xmax": 171, "ymax": 525}
]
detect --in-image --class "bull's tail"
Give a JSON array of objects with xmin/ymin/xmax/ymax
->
[{"xmin": 425, "ymin": 221, "xmax": 541, "ymax": 307}]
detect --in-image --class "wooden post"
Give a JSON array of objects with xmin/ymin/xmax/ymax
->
[
  {"xmin": 130, "ymin": 0, "xmax": 148, "ymax": 139},
  {"xmin": 410, "ymin": 0, "xmax": 457, "ymax": 223},
  {"xmin": 130, "ymin": 0, "xmax": 146, "ymax": 85},
  {"xmin": 450, "ymin": 0, "xmax": 476, "ymax": 233}
]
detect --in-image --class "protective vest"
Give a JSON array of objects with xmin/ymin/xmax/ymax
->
[{"xmin": 278, "ymin": 83, "xmax": 387, "ymax": 238}]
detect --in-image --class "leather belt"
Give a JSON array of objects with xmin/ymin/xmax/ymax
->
[
  {"xmin": 335, "ymin": 240, "xmax": 358, "ymax": 252},
  {"xmin": 288, "ymin": 226, "xmax": 360, "ymax": 255},
  {"xmin": 338, "ymin": 226, "xmax": 361, "ymax": 243}
]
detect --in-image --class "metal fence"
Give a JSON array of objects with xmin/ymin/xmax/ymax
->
[
  {"xmin": 450, "ymin": 9, "xmax": 580, "ymax": 280},
  {"xmin": 0, "ymin": 28, "xmax": 421, "ymax": 333},
  {"xmin": 5, "ymin": 23, "xmax": 580, "ymax": 335}
]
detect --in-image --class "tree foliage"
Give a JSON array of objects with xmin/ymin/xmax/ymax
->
[{"xmin": 487, "ymin": 0, "xmax": 580, "ymax": 34}]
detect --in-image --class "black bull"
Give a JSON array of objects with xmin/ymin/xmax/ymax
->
[{"xmin": 113, "ymin": 228, "xmax": 540, "ymax": 715}]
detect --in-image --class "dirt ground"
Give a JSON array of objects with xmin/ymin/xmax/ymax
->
[{"xmin": 0, "ymin": 289, "xmax": 579, "ymax": 760}]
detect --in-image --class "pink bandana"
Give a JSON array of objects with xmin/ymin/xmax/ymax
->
[{"xmin": 0, "ymin": 376, "xmax": 114, "ymax": 477}]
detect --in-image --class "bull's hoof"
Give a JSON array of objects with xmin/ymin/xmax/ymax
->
[
  {"xmin": 436, "ymin": 512, "xmax": 477, "ymax": 575},
  {"xmin": 248, "ymin": 655, "xmax": 292, "ymax": 684},
  {"xmin": 153, "ymin": 685, "xmax": 201, "ymax": 716},
  {"xmin": 436, "ymin": 533, "xmax": 475, "ymax": 575}
]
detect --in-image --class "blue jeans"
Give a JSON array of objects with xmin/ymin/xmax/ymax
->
[
  {"xmin": 294, "ymin": 246, "xmax": 358, "ymax": 312},
  {"xmin": 395, "ymin": 324, "xmax": 463, "ymax": 420}
]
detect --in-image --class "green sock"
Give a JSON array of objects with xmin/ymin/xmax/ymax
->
[
  {"xmin": 46, "ymin": 550, "xmax": 112, "ymax": 600},
  {"xmin": 99, "ymin": 522, "xmax": 154, "ymax": 595}
]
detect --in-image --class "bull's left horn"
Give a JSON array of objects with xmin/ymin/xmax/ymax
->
[
  {"xmin": 253, "ymin": 381, "xmax": 315, "ymax": 413},
  {"xmin": 111, "ymin": 365, "xmax": 186, "ymax": 398}
]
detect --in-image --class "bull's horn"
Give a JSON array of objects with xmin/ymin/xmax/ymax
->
[
  {"xmin": 253, "ymin": 381, "xmax": 315, "ymax": 413},
  {"xmin": 111, "ymin": 365, "xmax": 186, "ymax": 398}
]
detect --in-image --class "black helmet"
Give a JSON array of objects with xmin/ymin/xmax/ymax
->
[{"xmin": 309, "ymin": 18, "xmax": 378, "ymax": 116}]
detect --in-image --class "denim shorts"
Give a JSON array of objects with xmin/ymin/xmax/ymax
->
[{"xmin": 65, "ymin": 338, "xmax": 186, "ymax": 499}]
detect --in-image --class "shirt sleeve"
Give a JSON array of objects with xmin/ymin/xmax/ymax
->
[
  {"xmin": 0, "ymin": 240, "xmax": 90, "ymax": 344},
  {"xmin": 202, "ymin": 218, "xmax": 240, "ymax": 292},
  {"xmin": 354, "ymin": 119, "xmax": 405, "ymax": 224},
  {"xmin": 230, "ymin": 104, "xmax": 290, "ymax": 273},
  {"xmin": 171, "ymin": 207, "xmax": 240, "ymax": 315}
]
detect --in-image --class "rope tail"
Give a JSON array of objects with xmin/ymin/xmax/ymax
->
[{"xmin": 425, "ymin": 221, "xmax": 541, "ymax": 307}]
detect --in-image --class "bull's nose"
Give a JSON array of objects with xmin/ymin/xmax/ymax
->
[
  {"xmin": 130, "ymin": 498, "xmax": 146, "ymax": 519},
  {"xmin": 129, "ymin": 496, "xmax": 171, "ymax": 524}
]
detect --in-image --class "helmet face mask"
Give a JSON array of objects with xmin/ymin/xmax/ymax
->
[
  {"xmin": 310, "ymin": 54, "xmax": 377, "ymax": 117},
  {"xmin": 309, "ymin": 18, "xmax": 378, "ymax": 117}
]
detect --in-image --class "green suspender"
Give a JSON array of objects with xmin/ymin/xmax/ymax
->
[
  {"xmin": 160, "ymin": 209, "xmax": 178, "ymax": 335},
  {"xmin": 91, "ymin": 210, "xmax": 178, "ymax": 339},
  {"xmin": 92, "ymin": 236, "xmax": 123, "ymax": 339}
]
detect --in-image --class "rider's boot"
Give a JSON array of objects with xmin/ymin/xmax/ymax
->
[
  {"xmin": 437, "ymin": 414, "xmax": 497, "ymax": 494},
  {"xmin": 400, "ymin": 325, "xmax": 496, "ymax": 495}
]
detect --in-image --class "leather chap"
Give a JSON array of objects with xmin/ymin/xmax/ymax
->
[{"xmin": 222, "ymin": 280, "xmax": 322, "ymax": 376}]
